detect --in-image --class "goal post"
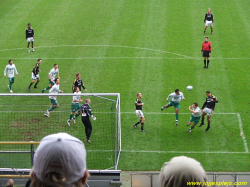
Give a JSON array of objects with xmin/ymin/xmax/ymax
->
[{"xmin": 0, "ymin": 93, "xmax": 121, "ymax": 170}]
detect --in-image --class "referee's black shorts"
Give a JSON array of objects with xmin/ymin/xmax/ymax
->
[{"xmin": 203, "ymin": 51, "xmax": 210, "ymax": 57}]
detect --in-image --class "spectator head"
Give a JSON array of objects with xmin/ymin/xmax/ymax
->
[
  {"xmin": 6, "ymin": 179, "xmax": 14, "ymax": 187},
  {"xmin": 31, "ymin": 133, "xmax": 88, "ymax": 187},
  {"xmin": 159, "ymin": 156, "xmax": 207, "ymax": 187}
]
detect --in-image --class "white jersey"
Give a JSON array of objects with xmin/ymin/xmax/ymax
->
[
  {"xmin": 49, "ymin": 84, "xmax": 61, "ymax": 100},
  {"xmin": 192, "ymin": 107, "xmax": 201, "ymax": 117},
  {"xmin": 72, "ymin": 91, "xmax": 81, "ymax": 103},
  {"xmin": 49, "ymin": 68, "xmax": 59, "ymax": 80},
  {"xmin": 167, "ymin": 92, "xmax": 185, "ymax": 103},
  {"xmin": 4, "ymin": 64, "xmax": 18, "ymax": 78}
]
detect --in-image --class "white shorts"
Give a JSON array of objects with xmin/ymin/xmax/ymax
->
[
  {"xmin": 27, "ymin": 37, "xmax": 34, "ymax": 42},
  {"xmin": 31, "ymin": 72, "xmax": 40, "ymax": 80},
  {"xmin": 205, "ymin": 20, "xmax": 213, "ymax": 26},
  {"xmin": 136, "ymin": 110, "xmax": 144, "ymax": 118},
  {"xmin": 203, "ymin": 108, "xmax": 213, "ymax": 116}
]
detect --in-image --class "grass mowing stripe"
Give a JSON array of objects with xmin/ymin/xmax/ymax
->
[{"xmin": 121, "ymin": 150, "xmax": 248, "ymax": 154}]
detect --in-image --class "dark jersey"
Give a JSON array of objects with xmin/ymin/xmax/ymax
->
[
  {"xmin": 32, "ymin": 63, "xmax": 40, "ymax": 75},
  {"xmin": 204, "ymin": 13, "xmax": 214, "ymax": 22},
  {"xmin": 202, "ymin": 94, "xmax": 218, "ymax": 110},
  {"xmin": 73, "ymin": 78, "xmax": 86, "ymax": 92},
  {"xmin": 26, "ymin": 28, "xmax": 34, "ymax": 38},
  {"xmin": 135, "ymin": 98, "xmax": 143, "ymax": 110},
  {"xmin": 81, "ymin": 103, "xmax": 92, "ymax": 118}
]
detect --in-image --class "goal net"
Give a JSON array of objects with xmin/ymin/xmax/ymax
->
[{"xmin": 0, "ymin": 93, "xmax": 121, "ymax": 170}]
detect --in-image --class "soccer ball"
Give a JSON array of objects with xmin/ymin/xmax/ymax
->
[{"xmin": 187, "ymin": 85, "xmax": 193, "ymax": 91}]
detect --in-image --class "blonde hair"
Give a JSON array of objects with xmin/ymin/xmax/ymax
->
[
  {"xmin": 7, "ymin": 179, "xmax": 14, "ymax": 186},
  {"xmin": 30, "ymin": 172, "xmax": 85, "ymax": 187}
]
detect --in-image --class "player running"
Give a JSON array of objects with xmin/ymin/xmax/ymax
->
[
  {"xmin": 134, "ymin": 93, "xmax": 146, "ymax": 132},
  {"xmin": 72, "ymin": 73, "xmax": 87, "ymax": 92},
  {"xmin": 4, "ymin": 60, "xmax": 19, "ymax": 93},
  {"xmin": 26, "ymin": 23, "xmax": 35, "ymax": 52},
  {"xmin": 67, "ymin": 87, "xmax": 83, "ymax": 126},
  {"xmin": 199, "ymin": 91, "xmax": 218, "ymax": 131},
  {"xmin": 42, "ymin": 64, "xmax": 60, "ymax": 93},
  {"xmin": 44, "ymin": 78, "xmax": 63, "ymax": 117},
  {"xmin": 161, "ymin": 89, "xmax": 186, "ymax": 126},
  {"xmin": 187, "ymin": 103, "xmax": 201, "ymax": 133},
  {"xmin": 28, "ymin": 59, "xmax": 42, "ymax": 91}
]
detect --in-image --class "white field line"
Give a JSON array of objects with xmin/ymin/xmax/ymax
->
[
  {"xmin": 237, "ymin": 113, "xmax": 249, "ymax": 153},
  {"xmin": 0, "ymin": 44, "xmax": 249, "ymax": 59}
]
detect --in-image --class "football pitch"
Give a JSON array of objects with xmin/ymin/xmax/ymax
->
[{"xmin": 0, "ymin": 0, "xmax": 249, "ymax": 171}]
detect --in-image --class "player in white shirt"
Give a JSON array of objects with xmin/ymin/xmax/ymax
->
[
  {"xmin": 44, "ymin": 78, "xmax": 63, "ymax": 117},
  {"xmin": 4, "ymin": 60, "xmax": 19, "ymax": 93},
  {"xmin": 187, "ymin": 103, "xmax": 201, "ymax": 133},
  {"xmin": 42, "ymin": 64, "xmax": 60, "ymax": 93},
  {"xmin": 67, "ymin": 87, "xmax": 83, "ymax": 126},
  {"xmin": 161, "ymin": 89, "xmax": 185, "ymax": 126}
]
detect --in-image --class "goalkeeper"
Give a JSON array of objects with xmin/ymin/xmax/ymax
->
[{"xmin": 81, "ymin": 99, "xmax": 96, "ymax": 144}]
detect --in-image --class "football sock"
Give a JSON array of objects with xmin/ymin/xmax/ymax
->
[
  {"xmin": 191, "ymin": 126, "xmax": 195, "ymax": 129},
  {"xmin": 69, "ymin": 114, "xmax": 74, "ymax": 120},
  {"xmin": 48, "ymin": 106, "xmax": 57, "ymax": 112},
  {"xmin": 175, "ymin": 114, "xmax": 179, "ymax": 121},
  {"xmin": 141, "ymin": 123, "xmax": 144, "ymax": 130},
  {"xmin": 34, "ymin": 81, "xmax": 39, "ymax": 87},
  {"xmin": 44, "ymin": 86, "xmax": 50, "ymax": 90},
  {"xmin": 29, "ymin": 82, "xmax": 34, "ymax": 89},
  {"xmin": 204, "ymin": 60, "xmax": 206, "ymax": 67},
  {"xmin": 207, "ymin": 60, "xmax": 209, "ymax": 67},
  {"xmin": 135, "ymin": 121, "xmax": 140, "ymax": 126},
  {"xmin": 211, "ymin": 28, "xmax": 213, "ymax": 33},
  {"xmin": 75, "ymin": 113, "xmax": 80, "ymax": 119},
  {"xmin": 204, "ymin": 28, "xmax": 207, "ymax": 34}
]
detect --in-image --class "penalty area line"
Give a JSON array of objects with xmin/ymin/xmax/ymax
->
[{"xmin": 237, "ymin": 113, "xmax": 249, "ymax": 153}]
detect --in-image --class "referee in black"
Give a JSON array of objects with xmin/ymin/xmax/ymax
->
[
  {"xmin": 81, "ymin": 98, "xmax": 96, "ymax": 144},
  {"xmin": 72, "ymin": 73, "xmax": 87, "ymax": 93}
]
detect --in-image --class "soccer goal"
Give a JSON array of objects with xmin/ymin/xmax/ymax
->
[{"xmin": 0, "ymin": 93, "xmax": 121, "ymax": 170}]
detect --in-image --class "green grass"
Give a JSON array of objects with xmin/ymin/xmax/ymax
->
[{"xmin": 0, "ymin": 0, "xmax": 249, "ymax": 171}]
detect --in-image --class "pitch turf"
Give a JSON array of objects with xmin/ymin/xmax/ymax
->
[{"xmin": 0, "ymin": 0, "xmax": 250, "ymax": 171}]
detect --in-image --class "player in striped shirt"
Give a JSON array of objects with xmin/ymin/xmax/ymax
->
[
  {"xmin": 161, "ymin": 89, "xmax": 186, "ymax": 126},
  {"xmin": 42, "ymin": 64, "xmax": 60, "ymax": 93},
  {"xmin": 67, "ymin": 87, "xmax": 83, "ymax": 126},
  {"xmin": 199, "ymin": 91, "xmax": 218, "ymax": 131},
  {"xmin": 187, "ymin": 103, "xmax": 201, "ymax": 133},
  {"xmin": 134, "ymin": 93, "xmax": 146, "ymax": 132},
  {"xmin": 44, "ymin": 78, "xmax": 64, "ymax": 117},
  {"xmin": 4, "ymin": 60, "xmax": 19, "ymax": 93},
  {"xmin": 203, "ymin": 8, "xmax": 214, "ymax": 35},
  {"xmin": 28, "ymin": 59, "xmax": 42, "ymax": 91}
]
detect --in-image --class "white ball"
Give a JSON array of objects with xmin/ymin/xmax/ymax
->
[{"xmin": 187, "ymin": 85, "xmax": 193, "ymax": 91}]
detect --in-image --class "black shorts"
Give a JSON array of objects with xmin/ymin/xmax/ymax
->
[{"xmin": 203, "ymin": 51, "xmax": 210, "ymax": 57}]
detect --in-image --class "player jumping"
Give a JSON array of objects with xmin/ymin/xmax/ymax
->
[
  {"xmin": 187, "ymin": 103, "xmax": 201, "ymax": 133},
  {"xmin": 42, "ymin": 64, "xmax": 60, "ymax": 93},
  {"xmin": 161, "ymin": 89, "xmax": 185, "ymax": 126}
]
